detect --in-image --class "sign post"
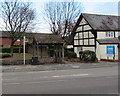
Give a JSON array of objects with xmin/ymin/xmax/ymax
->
[
  {"xmin": 23, "ymin": 36, "xmax": 26, "ymax": 65},
  {"xmin": 106, "ymin": 46, "xmax": 115, "ymax": 59}
]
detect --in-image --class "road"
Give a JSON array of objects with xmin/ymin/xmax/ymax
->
[{"xmin": 2, "ymin": 66, "xmax": 118, "ymax": 94}]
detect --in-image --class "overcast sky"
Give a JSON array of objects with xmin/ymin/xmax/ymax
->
[
  {"xmin": 33, "ymin": 1, "xmax": 118, "ymax": 33},
  {"xmin": 0, "ymin": 0, "xmax": 119, "ymax": 33}
]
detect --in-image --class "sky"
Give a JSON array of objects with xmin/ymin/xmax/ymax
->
[{"xmin": 0, "ymin": 0, "xmax": 119, "ymax": 33}]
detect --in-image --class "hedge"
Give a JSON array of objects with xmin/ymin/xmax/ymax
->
[
  {"xmin": 0, "ymin": 53, "xmax": 11, "ymax": 58},
  {"xmin": 0, "ymin": 47, "xmax": 10, "ymax": 53},
  {"xmin": 0, "ymin": 47, "xmax": 23, "ymax": 53},
  {"xmin": 79, "ymin": 50, "xmax": 97, "ymax": 62},
  {"xmin": 65, "ymin": 50, "xmax": 77, "ymax": 59}
]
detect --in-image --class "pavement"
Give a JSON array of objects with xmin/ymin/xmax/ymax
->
[{"xmin": 2, "ymin": 61, "xmax": 118, "ymax": 72}]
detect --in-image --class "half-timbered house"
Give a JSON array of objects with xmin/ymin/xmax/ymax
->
[{"xmin": 73, "ymin": 13, "xmax": 120, "ymax": 61}]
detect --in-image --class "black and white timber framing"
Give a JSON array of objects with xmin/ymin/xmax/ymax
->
[{"xmin": 72, "ymin": 13, "xmax": 120, "ymax": 60}]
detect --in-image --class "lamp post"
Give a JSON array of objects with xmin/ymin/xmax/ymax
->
[{"xmin": 23, "ymin": 36, "xmax": 26, "ymax": 65}]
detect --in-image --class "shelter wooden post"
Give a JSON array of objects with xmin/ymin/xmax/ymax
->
[
  {"xmin": 33, "ymin": 44, "xmax": 34, "ymax": 56},
  {"xmin": 62, "ymin": 46, "xmax": 64, "ymax": 59},
  {"xmin": 37, "ymin": 43, "xmax": 39, "ymax": 57},
  {"xmin": 35, "ymin": 45, "xmax": 37, "ymax": 56},
  {"xmin": 40, "ymin": 44, "xmax": 42, "ymax": 58},
  {"xmin": 33, "ymin": 42, "xmax": 36, "ymax": 57},
  {"xmin": 48, "ymin": 45, "xmax": 51, "ymax": 57}
]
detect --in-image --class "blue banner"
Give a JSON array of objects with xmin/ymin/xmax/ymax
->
[{"xmin": 106, "ymin": 46, "xmax": 115, "ymax": 55}]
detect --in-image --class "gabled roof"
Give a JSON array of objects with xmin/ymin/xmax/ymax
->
[
  {"xmin": 82, "ymin": 13, "xmax": 119, "ymax": 31},
  {"xmin": 1, "ymin": 31, "xmax": 64, "ymax": 44},
  {"xmin": 97, "ymin": 38, "xmax": 119, "ymax": 44},
  {"xmin": 73, "ymin": 13, "xmax": 120, "ymax": 31},
  {"xmin": 34, "ymin": 34, "xmax": 64, "ymax": 44}
]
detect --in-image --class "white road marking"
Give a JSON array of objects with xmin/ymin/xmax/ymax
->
[
  {"xmin": 3, "ymin": 83, "xmax": 20, "ymax": 85},
  {"xmin": 3, "ymin": 74, "xmax": 89, "ymax": 85},
  {"xmin": 3, "ymin": 77, "xmax": 20, "ymax": 81},
  {"xmin": 25, "ymin": 71, "xmax": 53, "ymax": 74},
  {"xmin": 25, "ymin": 80, "xmax": 66, "ymax": 84},
  {"xmin": 3, "ymin": 74, "xmax": 89, "ymax": 81},
  {"xmin": 72, "ymin": 66, "xmax": 80, "ymax": 68},
  {"xmin": 3, "ymin": 79, "xmax": 15, "ymax": 81},
  {"xmin": 3, "ymin": 73, "xmax": 89, "ymax": 80},
  {"xmin": 3, "ymin": 79, "xmax": 70, "ymax": 85},
  {"xmin": 52, "ymin": 74, "xmax": 89, "ymax": 78}
]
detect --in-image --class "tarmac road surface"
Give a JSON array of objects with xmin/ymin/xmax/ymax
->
[{"xmin": 2, "ymin": 66, "xmax": 118, "ymax": 94}]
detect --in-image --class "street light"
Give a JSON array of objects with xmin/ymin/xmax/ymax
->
[{"xmin": 23, "ymin": 36, "xmax": 26, "ymax": 65}]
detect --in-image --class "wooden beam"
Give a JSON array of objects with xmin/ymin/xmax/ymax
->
[
  {"xmin": 74, "ymin": 37, "xmax": 95, "ymax": 40},
  {"xmin": 74, "ymin": 45, "xmax": 95, "ymax": 47},
  {"xmin": 76, "ymin": 30, "xmax": 92, "ymax": 33},
  {"xmin": 78, "ymin": 24, "xmax": 89, "ymax": 27}
]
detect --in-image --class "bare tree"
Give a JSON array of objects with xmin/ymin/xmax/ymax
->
[
  {"xmin": 1, "ymin": 0, "xmax": 35, "ymax": 56},
  {"xmin": 44, "ymin": 0, "xmax": 82, "ymax": 39}
]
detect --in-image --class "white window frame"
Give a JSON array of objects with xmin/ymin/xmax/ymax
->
[{"xmin": 106, "ymin": 32, "xmax": 114, "ymax": 37}]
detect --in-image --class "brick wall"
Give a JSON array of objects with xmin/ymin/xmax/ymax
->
[{"xmin": 1, "ymin": 37, "xmax": 32, "ymax": 47}]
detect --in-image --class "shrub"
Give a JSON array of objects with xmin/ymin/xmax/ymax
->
[
  {"xmin": 79, "ymin": 50, "xmax": 97, "ymax": 62},
  {"xmin": 66, "ymin": 51, "xmax": 77, "ymax": 59},
  {"xmin": 0, "ymin": 53, "xmax": 11, "ymax": 58},
  {"xmin": 1, "ymin": 47, "xmax": 10, "ymax": 53},
  {"xmin": 13, "ymin": 47, "xmax": 23, "ymax": 53}
]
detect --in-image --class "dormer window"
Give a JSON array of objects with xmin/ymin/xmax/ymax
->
[{"xmin": 106, "ymin": 32, "xmax": 114, "ymax": 37}]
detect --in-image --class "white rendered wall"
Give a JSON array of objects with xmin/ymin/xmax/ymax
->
[
  {"xmin": 79, "ymin": 18, "xmax": 87, "ymax": 25},
  {"xmin": 96, "ymin": 42, "xmax": 100, "ymax": 60},
  {"xmin": 115, "ymin": 31, "xmax": 120, "ymax": 37},
  {"xmin": 84, "ymin": 25, "xmax": 92, "ymax": 30},
  {"xmin": 96, "ymin": 42, "xmax": 118, "ymax": 60},
  {"xmin": 98, "ymin": 44, "xmax": 118, "ymax": 60},
  {"xmin": 96, "ymin": 31, "xmax": 119, "ymax": 60},
  {"xmin": 82, "ymin": 47, "xmax": 95, "ymax": 52},
  {"xmin": 76, "ymin": 26, "xmax": 82, "ymax": 32}
]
